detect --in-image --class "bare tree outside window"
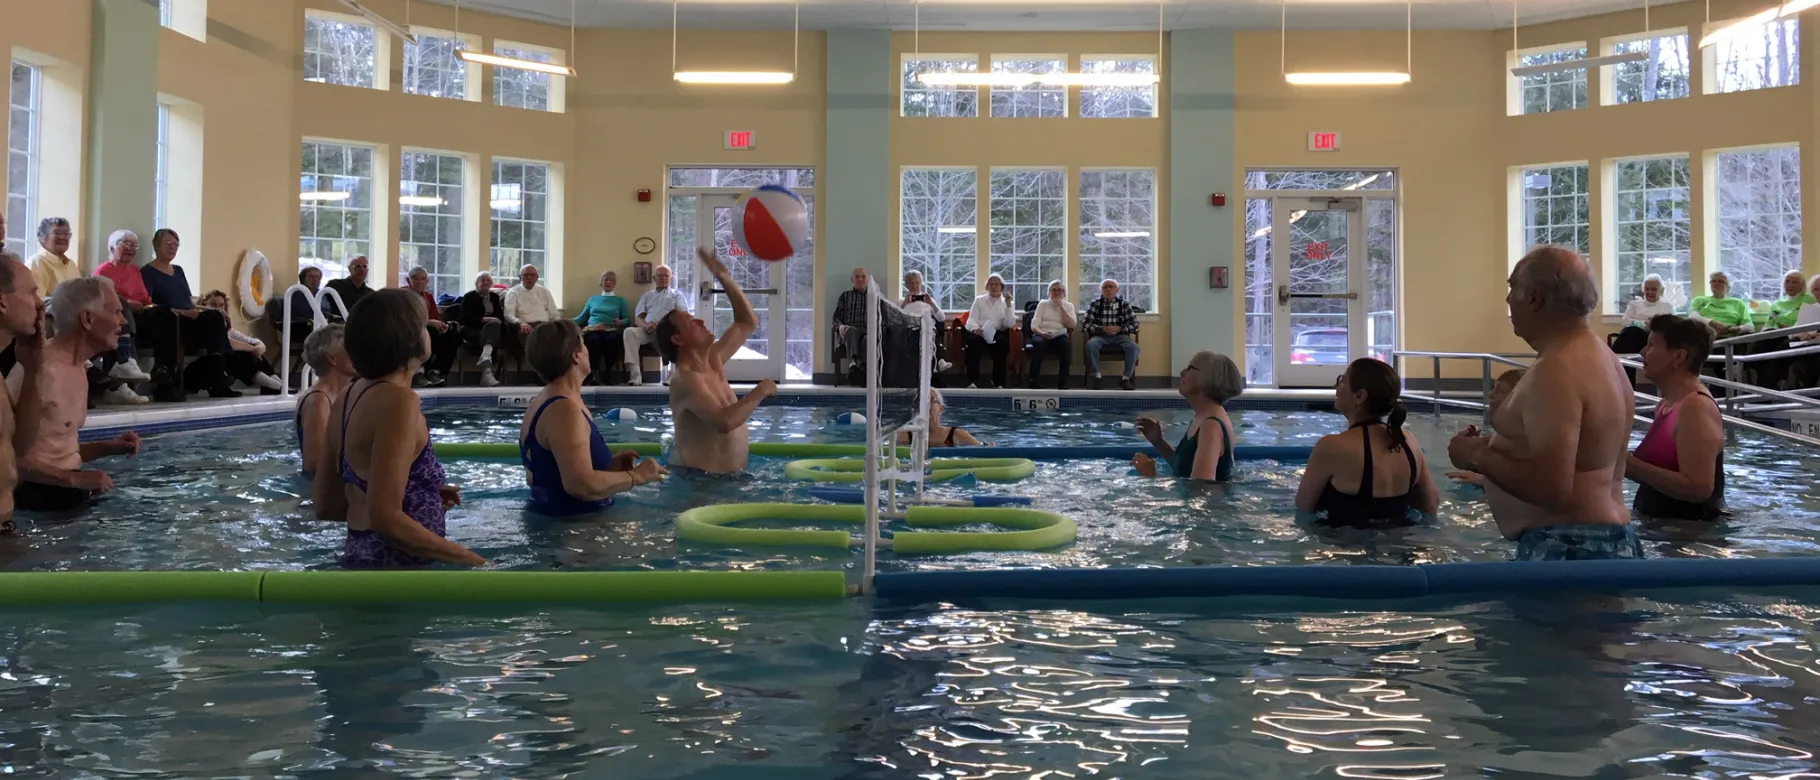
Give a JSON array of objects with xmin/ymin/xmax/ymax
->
[
  {"xmin": 902, "ymin": 57, "xmax": 978, "ymax": 117},
  {"xmin": 900, "ymin": 168, "xmax": 978, "ymax": 313},
  {"xmin": 404, "ymin": 34, "xmax": 469, "ymax": 100},
  {"xmin": 491, "ymin": 160, "xmax": 549, "ymax": 282},
  {"xmin": 1614, "ymin": 156, "xmax": 1692, "ymax": 311},
  {"xmin": 399, "ymin": 152, "xmax": 465, "ymax": 299},
  {"xmin": 990, "ymin": 57, "xmax": 1065, "ymax": 118},
  {"xmin": 303, "ymin": 16, "xmax": 377, "ymax": 88},
  {"xmin": 7, "ymin": 61, "xmax": 40, "ymax": 258},
  {"xmin": 1243, "ymin": 197, "xmax": 1273, "ymax": 385},
  {"xmin": 154, "ymin": 105, "xmax": 169, "ymax": 230},
  {"xmin": 494, "ymin": 45, "xmax": 556, "ymax": 111},
  {"xmin": 1078, "ymin": 169, "xmax": 1155, "ymax": 310},
  {"xmin": 299, "ymin": 141, "xmax": 374, "ymax": 282},
  {"xmin": 988, "ymin": 169, "xmax": 1067, "ymax": 309},
  {"xmin": 1080, "ymin": 57, "xmax": 1157, "ymax": 118},
  {"xmin": 1610, "ymin": 33, "xmax": 1689, "ymax": 103},
  {"xmin": 1520, "ymin": 164, "xmax": 1591, "ymax": 262},
  {"xmin": 1517, "ymin": 46, "xmax": 1587, "ymax": 114},
  {"xmin": 667, "ymin": 168, "xmax": 815, "ymax": 190},
  {"xmin": 1712, "ymin": 17, "xmax": 1799, "ymax": 93},
  {"xmin": 1716, "ymin": 146, "xmax": 1802, "ymax": 302}
]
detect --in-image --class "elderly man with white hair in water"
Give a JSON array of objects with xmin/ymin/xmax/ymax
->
[{"xmin": 1448, "ymin": 246, "xmax": 1640, "ymax": 560}]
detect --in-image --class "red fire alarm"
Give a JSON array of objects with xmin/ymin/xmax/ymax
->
[
  {"xmin": 636, "ymin": 189, "xmax": 652, "ymax": 203},
  {"xmin": 1210, "ymin": 193, "xmax": 1227, "ymax": 207}
]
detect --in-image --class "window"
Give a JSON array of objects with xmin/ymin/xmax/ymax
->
[
  {"xmin": 1515, "ymin": 46, "xmax": 1587, "ymax": 114},
  {"xmin": 902, "ymin": 56, "xmax": 978, "ymax": 118},
  {"xmin": 1709, "ymin": 17, "xmax": 1799, "ymax": 93},
  {"xmin": 398, "ymin": 152, "xmax": 465, "ymax": 299},
  {"xmin": 493, "ymin": 43, "xmax": 562, "ymax": 111},
  {"xmin": 1080, "ymin": 57, "xmax": 1157, "ymax": 118},
  {"xmin": 154, "ymin": 104, "xmax": 169, "ymax": 230},
  {"xmin": 1243, "ymin": 197, "xmax": 1272, "ymax": 385},
  {"xmin": 1613, "ymin": 156, "xmax": 1692, "ymax": 310},
  {"xmin": 1715, "ymin": 146, "xmax": 1802, "ymax": 303},
  {"xmin": 899, "ymin": 168, "xmax": 978, "ymax": 314},
  {"xmin": 404, "ymin": 32, "xmax": 470, "ymax": 100},
  {"xmin": 6, "ymin": 62, "xmax": 40, "ymax": 258},
  {"xmin": 298, "ymin": 141, "xmax": 375, "ymax": 283},
  {"xmin": 159, "ymin": 0, "xmax": 173, "ymax": 27},
  {"xmin": 1077, "ymin": 169, "xmax": 1154, "ymax": 310},
  {"xmin": 987, "ymin": 169, "xmax": 1066, "ymax": 308},
  {"xmin": 990, "ymin": 56, "xmax": 1065, "ymax": 118},
  {"xmin": 303, "ymin": 14, "xmax": 378, "ymax": 88},
  {"xmin": 1608, "ymin": 33, "xmax": 1689, "ymax": 103},
  {"xmin": 491, "ymin": 160, "xmax": 548, "ymax": 282},
  {"xmin": 1519, "ymin": 164, "xmax": 1590, "ymax": 261}
]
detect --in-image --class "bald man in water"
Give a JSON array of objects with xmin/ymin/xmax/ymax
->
[{"xmin": 1448, "ymin": 247, "xmax": 1640, "ymax": 560}]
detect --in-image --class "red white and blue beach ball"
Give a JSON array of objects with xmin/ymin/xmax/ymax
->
[{"xmin": 732, "ymin": 185, "xmax": 810, "ymax": 262}]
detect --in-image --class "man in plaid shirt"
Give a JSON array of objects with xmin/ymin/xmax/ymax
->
[
  {"xmin": 832, "ymin": 268, "xmax": 869, "ymax": 383},
  {"xmin": 1083, "ymin": 278, "xmax": 1141, "ymax": 390}
]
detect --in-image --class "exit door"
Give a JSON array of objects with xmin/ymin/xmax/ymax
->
[{"xmin": 1271, "ymin": 197, "xmax": 1369, "ymax": 387}]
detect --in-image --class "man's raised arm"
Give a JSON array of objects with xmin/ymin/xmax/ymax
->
[{"xmin": 700, "ymin": 248, "xmax": 756, "ymax": 365}]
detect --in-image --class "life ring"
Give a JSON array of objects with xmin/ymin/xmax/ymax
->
[
  {"xmin": 673, "ymin": 502, "xmax": 1076, "ymax": 554},
  {"xmin": 784, "ymin": 457, "xmax": 1035, "ymax": 483},
  {"xmin": 237, "ymin": 250, "xmax": 273, "ymax": 320}
]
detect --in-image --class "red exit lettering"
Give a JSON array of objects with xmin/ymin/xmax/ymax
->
[
  {"xmin": 725, "ymin": 130, "xmax": 755, "ymax": 150},
  {"xmin": 1306, "ymin": 242, "xmax": 1329, "ymax": 260},
  {"xmin": 1308, "ymin": 132, "xmax": 1340, "ymax": 152}
]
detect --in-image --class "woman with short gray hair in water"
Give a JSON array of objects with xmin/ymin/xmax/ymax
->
[{"xmin": 1132, "ymin": 350, "xmax": 1243, "ymax": 482}]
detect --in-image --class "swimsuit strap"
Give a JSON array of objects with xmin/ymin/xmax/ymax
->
[
  {"xmin": 337, "ymin": 380, "xmax": 380, "ymax": 490},
  {"xmin": 944, "ymin": 426, "xmax": 959, "ymax": 447},
  {"xmin": 526, "ymin": 395, "xmax": 567, "ymax": 449},
  {"xmin": 1214, "ymin": 415, "xmax": 1232, "ymax": 458},
  {"xmin": 1357, "ymin": 424, "xmax": 1376, "ymax": 494}
]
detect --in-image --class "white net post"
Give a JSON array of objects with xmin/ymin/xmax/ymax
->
[
  {"xmin": 912, "ymin": 309, "xmax": 933, "ymax": 504},
  {"xmin": 858, "ymin": 273, "xmax": 939, "ymax": 594},
  {"xmin": 862, "ymin": 280, "xmax": 882, "ymax": 594}
]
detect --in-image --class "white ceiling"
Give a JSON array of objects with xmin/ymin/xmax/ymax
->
[{"xmin": 430, "ymin": 0, "xmax": 1657, "ymax": 32}]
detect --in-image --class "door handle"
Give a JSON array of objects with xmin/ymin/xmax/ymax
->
[
  {"xmin": 1277, "ymin": 285, "xmax": 1359, "ymax": 305},
  {"xmin": 706, "ymin": 288, "xmax": 779, "ymax": 296}
]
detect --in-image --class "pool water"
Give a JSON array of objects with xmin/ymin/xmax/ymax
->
[{"xmin": 4, "ymin": 403, "xmax": 1820, "ymax": 777}]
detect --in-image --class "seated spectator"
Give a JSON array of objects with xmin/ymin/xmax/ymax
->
[
  {"xmin": 198, "ymin": 290, "xmax": 283, "ymax": 393},
  {"xmin": 137, "ymin": 229, "xmax": 240, "ymax": 398},
  {"xmin": 963, "ymin": 274, "xmax": 1016, "ymax": 389},
  {"xmin": 403, "ymin": 267, "xmax": 459, "ymax": 388},
  {"xmin": 1784, "ymin": 276, "xmax": 1820, "ymax": 387},
  {"xmin": 1688, "ymin": 271, "xmax": 1752, "ymax": 379},
  {"xmin": 504, "ymin": 264, "xmax": 559, "ymax": 339},
  {"xmin": 294, "ymin": 324, "xmax": 349, "ymax": 481},
  {"xmin": 1027, "ymin": 279, "xmax": 1075, "ymax": 389},
  {"xmin": 280, "ymin": 265, "xmax": 336, "ymax": 332},
  {"xmin": 27, "ymin": 217, "xmax": 79, "ymax": 298},
  {"xmin": 1083, "ymin": 279, "xmax": 1141, "ymax": 391},
  {"xmin": 832, "ymin": 268, "xmax": 868, "ymax": 385},
  {"xmin": 1627, "ymin": 315, "xmax": 1725, "ymax": 520},
  {"xmin": 895, "ymin": 388, "xmax": 980, "ymax": 448},
  {"xmin": 518, "ymin": 320, "xmax": 667, "ymax": 517},
  {"xmin": 87, "ymin": 231, "xmax": 153, "ymax": 404},
  {"xmin": 1446, "ymin": 368, "xmax": 1525, "ymax": 488},
  {"xmin": 325, "ymin": 257, "xmax": 373, "ymax": 316},
  {"xmin": 1610, "ymin": 274, "xmax": 1675, "ymax": 387},
  {"xmin": 622, "ymin": 265, "xmax": 688, "ymax": 386},
  {"xmin": 573, "ymin": 270, "xmax": 630, "ymax": 385},
  {"xmin": 457, "ymin": 272, "xmax": 505, "ymax": 387},
  {"xmin": 900, "ymin": 270, "xmax": 953, "ymax": 373},
  {"xmin": 10, "ymin": 277, "xmax": 141, "ymax": 511},
  {"xmin": 1295, "ymin": 357, "xmax": 1438, "ymax": 527},
  {"xmin": 1132, "ymin": 351, "xmax": 1242, "ymax": 482},
  {"xmin": 1743, "ymin": 270, "xmax": 1816, "ymax": 389}
]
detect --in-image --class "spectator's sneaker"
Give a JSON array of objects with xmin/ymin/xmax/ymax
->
[
  {"xmin": 480, "ymin": 368, "xmax": 500, "ymax": 387},
  {"xmin": 937, "ymin": 359, "xmax": 954, "ymax": 371},
  {"xmin": 476, "ymin": 346, "xmax": 494, "ymax": 369},
  {"xmin": 1091, "ymin": 374, "xmax": 1104, "ymax": 390},
  {"xmin": 1120, "ymin": 377, "xmax": 1136, "ymax": 391},
  {"xmin": 627, "ymin": 371, "xmax": 643, "ymax": 387},
  {"xmin": 426, "ymin": 371, "xmax": 447, "ymax": 388},
  {"xmin": 411, "ymin": 372, "xmax": 429, "ymax": 389},
  {"xmin": 103, "ymin": 385, "xmax": 149, "ymax": 405},
  {"xmin": 109, "ymin": 361, "xmax": 151, "ymax": 382},
  {"xmin": 208, "ymin": 385, "xmax": 243, "ymax": 399},
  {"xmin": 254, "ymin": 373, "xmax": 284, "ymax": 392}
]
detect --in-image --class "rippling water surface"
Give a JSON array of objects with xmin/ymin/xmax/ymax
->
[{"xmin": 2, "ymin": 405, "xmax": 1818, "ymax": 777}]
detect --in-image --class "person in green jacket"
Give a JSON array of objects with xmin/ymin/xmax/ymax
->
[
  {"xmin": 574, "ymin": 270, "xmax": 631, "ymax": 384},
  {"xmin": 1689, "ymin": 271, "xmax": 1752, "ymax": 338},
  {"xmin": 1745, "ymin": 270, "xmax": 1815, "ymax": 388},
  {"xmin": 1766, "ymin": 270, "xmax": 1815, "ymax": 329}
]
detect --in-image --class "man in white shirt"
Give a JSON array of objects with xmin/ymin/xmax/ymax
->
[
  {"xmin": 1027, "ymin": 279, "xmax": 1077, "ymax": 389},
  {"xmin": 623, "ymin": 264, "xmax": 691, "ymax": 386},
  {"xmin": 503, "ymin": 265, "xmax": 560, "ymax": 337},
  {"xmin": 964, "ymin": 274, "xmax": 1017, "ymax": 388}
]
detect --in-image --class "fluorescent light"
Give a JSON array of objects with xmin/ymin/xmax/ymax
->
[
  {"xmin": 1700, "ymin": 6, "xmax": 1781, "ymax": 48},
  {"xmin": 459, "ymin": 50, "xmax": 575, "ymax": 77},
  {"xmin": 1094, "ymin": 231, "xmax": 1151, "ymax": 239},
  {"xmin": 1510, "ymin": 51, "xmax": 1647, "ymax": 78},
  {"xmin": 398, "ymin": 195, "xmax": 443, "ymax": 207},
  {"xmin": 1648, "ymin": 257, "xmax": 1678, "ymax": 265},
  {"xmin": 937, "ymin": 227, "xmax": 975, "ymax": 234},
  {"xmin": 916, "ymin": 72, "xmax": 1161, "ymax": 88},
  {"xmin": 1782, "ymin": 0, "xmax": 1820, "ymax": 14},
  {"xmin": 917, "ymin": 72, "xmax": 1038, "ymax": 87},
  {"xmin": 490, "ymin": 199, "xmax": 523, "ymax": 210},
  {"xmin": 674, "ymin": 71, "xmax": 794, "ymax": 84},
  {"xmin": 299, "ymin": 191, "xmax": 351, "ymax": 202},
  {"xmin": 1285, "ymin": 72, "xmax": 1411, "ymax": 86},
  {"xmin": 334, "ymin": 0, "xmax": 416, "ymax": 44},
  {"xmin": 1040, "ymin": 72, "xmax": 1159, "ymax": 87}
]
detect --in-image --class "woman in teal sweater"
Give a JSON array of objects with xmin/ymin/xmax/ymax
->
[{"xmin": 574, "ymin": 270, "xmax": 631, "ymax": 384}]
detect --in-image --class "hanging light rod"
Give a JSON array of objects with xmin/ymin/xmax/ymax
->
[
  {"xmin": 1700, "ymin": 0, "xmax": 1812, "ymax": 48},
  {"xmin": 1281, "ymin": 0, "xmax": 1412, "ymax": 86},
  {"xmin": 915, "ymin": 72, "xmax": 1159, "ymax": 87},
  {"xmin": 459, "ymin": 50, "xmax": 575, "ymax": 77},
  {"xmin": 335, "ymin": 0, "xmax": 416, "ymax": 43},
  {"xmin": 1509, "ymin": 51, "xmax": 1648, "ymax": 77},
  {"xmin": 673, "ymin": 0, "xmax": 798, "ymax": 85}
]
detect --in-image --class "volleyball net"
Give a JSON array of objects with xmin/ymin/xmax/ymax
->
[{"xmin": 862, "ymin": 273, "xmax": 936, "ymax": 590}]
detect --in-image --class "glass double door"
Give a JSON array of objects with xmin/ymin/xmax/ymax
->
[
  {"xmin": 693, "ymin": 195, "xmax": 787, "ymax": 383},
  {"xmin": 1271, "ymin": 197, "xmax": 1371, "ymax": 387}
]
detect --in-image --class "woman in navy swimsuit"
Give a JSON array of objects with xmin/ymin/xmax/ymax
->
[
  {"xmin": 312, "ymin": 289, "xmax": 483, "ymax": 568},
  {"xmin": 517, "ymin": 321, "xmax": 667, "ymax": 517},
  {"xmin": 294, "ymin": 324, "xmax": 350, "ymax": 481}
]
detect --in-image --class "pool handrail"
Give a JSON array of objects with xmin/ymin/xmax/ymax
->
[{"xmin": 277, "ymin": 284, "xmax": 349, "ymax": 398}]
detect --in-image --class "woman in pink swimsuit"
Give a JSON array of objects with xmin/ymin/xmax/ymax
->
[{"xmin": 1627, "ymin": 314, "xmax": 1726, "ymax": 520}]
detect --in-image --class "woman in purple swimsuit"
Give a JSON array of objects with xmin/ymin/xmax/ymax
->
[{"xmin": 311, "ymin": 288, "xmax": 484, "ymax": 568}]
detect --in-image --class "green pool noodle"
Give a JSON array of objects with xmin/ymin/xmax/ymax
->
[
  {"xmin": 673, "ymin": 502, "xmax": 1076, "ymax": 554},
  {"xmin": 433, "ymin": 441, "xmax": 909, "ymax": 460},
  {"xmin": 0, "ymin": 571, "xmax": 266, "ymax": 604},
  {"xmin": 783, "ymin": 457, "xmax": 1035, "ymax": 483}
]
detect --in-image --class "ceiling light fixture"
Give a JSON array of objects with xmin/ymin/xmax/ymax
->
[
  {"xmin": 1510, "ymin": 0, "xmax": 1655, "ymax": 77},
  {"xmin": 1283, "ymin": 0, "xmax": 1412, "ymax": 86},
  {"xmin": 299, "ymin": 192, "xmax": 352, "ymax": 202},
  {"xmin": 335, "ymin": 0, "xmax": 416, "ymax": 44},
  {"xmin": 1699, "ymin": 2, "xmax": 1787, "ymax": 48},
  {"xmin": 915, "ymin": 0, "xmax": 1164, "ymax": 89},
  {"xmin": 399, "ymin": 195, "xmax": 444, "ymax": 207},
  {"xmin": 674, "ymin": 0, "xmax": 797, "ymax": 85},
  {"xmin": 1094, "ymin": 231, "xmax": 1151, "ymax": 238},
  {"xmin": 458, "ymin": 0, "xmax": 578, "ymax": 76},
  {"xmin": 490, "ymin": 199, "xmax": 523, "ymax": 210},
  {"xmin": 937, "ymin": 227, "xmax": 975, "ymax": 234}
]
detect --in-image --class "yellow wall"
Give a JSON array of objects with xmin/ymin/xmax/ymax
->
[{"xmin": 3, "ymin": 0, "xmax": 92, "ymax": 264}]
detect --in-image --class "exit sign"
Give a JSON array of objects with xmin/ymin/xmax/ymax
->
[
  {"xmin": 724, "ymin": 130, "xmax": 756, "ymax": 150},
  {"xmin": 1308, "ymin": 132, "xmax": 1341, "ymax": 152}
]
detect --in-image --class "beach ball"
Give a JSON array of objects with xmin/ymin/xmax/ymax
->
[
  {"xmin": 835, "ymin": 412, "xmax": 868, "ymax": 426},
  {"xmin": 1110, "ymin": 421, "xmax": 1136, "ymax": 430},
  {"xmin": 605, "ymin": 408, "xmax": 639, "ymax": 422},
  {"xmin": 731, "ymin": 185, "xmax": 810, "ymax": 262}
]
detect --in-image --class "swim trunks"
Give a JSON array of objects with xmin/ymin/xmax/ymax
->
[{"xmin": 1515, "ymin": 524, "xmax": 1644, "ymax": 561}]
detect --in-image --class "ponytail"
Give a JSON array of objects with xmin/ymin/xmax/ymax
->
[{"xmin": 1385, "ymin": 400, "xmax": 1409, "ymax": 453}]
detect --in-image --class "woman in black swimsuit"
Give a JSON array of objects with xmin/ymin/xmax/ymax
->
[
  {"xmin": 295, "ymin": 324, "xmax": 350, "ymax": 481},
  {"xmin": 896, "ymin": 389, "xmax": 980, "ymax": 448},
  {"xmin": 1294, "ymin": 358, "xmax": 1438, "ymax": 528}
]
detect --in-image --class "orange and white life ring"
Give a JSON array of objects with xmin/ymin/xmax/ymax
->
[{"xmin": 237, "ymin": 249, "xmax": 273, "ymax": 320}]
